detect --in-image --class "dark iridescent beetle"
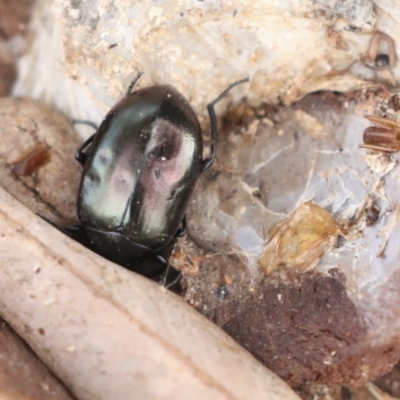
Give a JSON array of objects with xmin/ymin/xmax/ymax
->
[{"xmin": 70, "ymin": 73, "xmax": 248, "ymax": 276}]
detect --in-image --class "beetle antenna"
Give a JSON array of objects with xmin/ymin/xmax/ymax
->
[
  {"xmin": 126, "ymin": 71, "xmax": 144, "ymax": 96},
  {"xmin": 210, "ymin": 76, "xmax": 250, "ymax": 106},
  {"xmin": 202, "ymin": 75, "xmax": 250, "ymax": 174},
  {"xmin": 72, "ymin": 119, "xmax": 98, "ymax": 131}
]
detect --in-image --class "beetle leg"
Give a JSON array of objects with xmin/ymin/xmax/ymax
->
[
  {"xmin": 153, "ymin": 252, "xmax": 169, "ymax": 268},
  {"xmin": 75, "ymin": 134, "xmax": 95, "ymax": 166},
  {"xmin": 202, "ymin": 76, "xmax": 249, "ymax": 174},
  {"xmin": 175, "ymin": 216, "xmax": 187, "ymax": 237},
  {"xmin": 63, "ymin": 225, "xmax": 85, "ymax": 234},
  {"xmin": 125, "ymin": 71, "xmax": 144, "ymax": 96}
]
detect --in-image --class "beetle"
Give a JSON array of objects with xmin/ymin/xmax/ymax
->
[{"xmin": 68, "ymin": 73, "xmax": 249, "ymax": 276}]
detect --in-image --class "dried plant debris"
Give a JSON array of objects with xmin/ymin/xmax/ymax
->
[
  {"xmin": 11, "ymin": 144, "xmax": 51, "ymax": 176},
  {"xmin": 258, "ymin": 202, "xmax": 342, "ymax": 276},
  {"xmin": 0, "ymin": 97, "xmax": 81, "ymax": 226},
  {"xmin": 182, "ymin": 86, "xmax": 400, "ymax": 387}
]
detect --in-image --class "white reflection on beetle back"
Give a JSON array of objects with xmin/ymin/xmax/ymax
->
[
  {"xmin": 135, "ymin": 118, "xmax": 196, "ymax": 236},
  {"xmin": 82, "ymin": 119, "xmax": 146, "ymax": 228}
]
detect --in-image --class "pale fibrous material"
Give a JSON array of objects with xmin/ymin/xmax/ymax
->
[{"xmin": 14, "ymin": 0, "xmax": 400, "ymax": 135}]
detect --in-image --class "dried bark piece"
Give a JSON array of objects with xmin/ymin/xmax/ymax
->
[{"xmin": 0, "ymin": 186, "xmax": 301, "ymax": 400}]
